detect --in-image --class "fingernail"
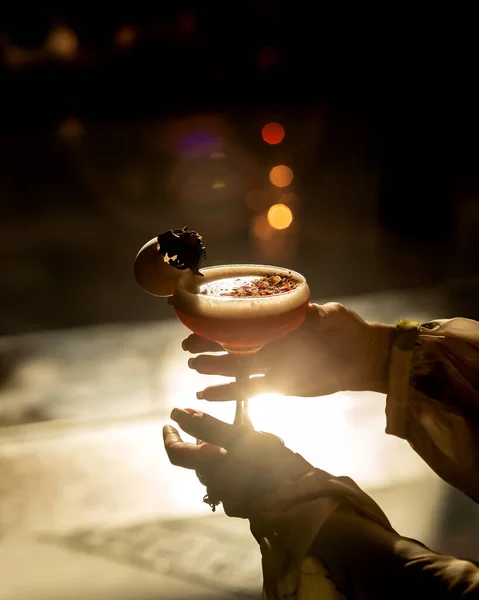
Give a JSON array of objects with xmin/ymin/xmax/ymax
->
[
  {"xmin": 181, "ymin": 339, "xmax": 188, "ymax": 351},
  {"xmin": 170, "ymin": 408, "xmax": 191, "ymax": 422},
  {"xmin": 188, "ymin": 357, "xmax": 196, "ymax": 368},
  {"xmin": 186, "ymin": 408, "xmax": 203, "ymax": 418},
  {"xmin": 311, "ymin": 303, "xmax": 326, "ymax": 317},
  {"xmin": 185, "ymin": 408, "xmax": 200, "ymax": 416},
  {"xmin": 196, "ymin": 390, "xmax": 204, "ymax": 400}
]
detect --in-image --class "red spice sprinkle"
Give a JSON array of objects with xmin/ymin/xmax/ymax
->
[{"xmin": 221, "ymin": 273, "xmax": 299, "ymax": 297}]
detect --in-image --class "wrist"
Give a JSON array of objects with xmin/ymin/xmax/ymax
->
[
  {"xmin": 364, "ymin": 323, "xmax": 395, "ymax": 394},
  {"xmin": 253, "ymin": 451, "xmax": 314, "ymax": 503}
]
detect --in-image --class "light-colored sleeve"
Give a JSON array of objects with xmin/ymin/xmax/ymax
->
[
  {"xmin": 386, "ymin": 318, "xmax": 479, "ymax": 502},
  {"xmin": 250, "ymin": 468, "xmax": 479, "ymax": 600}
]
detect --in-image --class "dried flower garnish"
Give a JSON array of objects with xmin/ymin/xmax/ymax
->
[
  {"xmin": 220, "ymin": 273, "xmax": 299, "ymax": 297},
  {"xmin": 157, "ymin": 226, "xmax": 206, "ymax": 275}
]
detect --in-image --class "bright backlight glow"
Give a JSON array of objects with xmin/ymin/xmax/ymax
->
[{"xmin": 249, "ymin": 392, "xmax": 354, "ymax": 477}]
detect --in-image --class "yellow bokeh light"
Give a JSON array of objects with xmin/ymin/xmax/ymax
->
[
  {"xmin": 269, "ymin": 165, "xmax": 294, "ymax": 188},
  {"xmin": 267, "ymin": 203, "xmax": 293, "ymax": 230},
  {"xmin": 212, "ymin": 180, "xmax": 226, "ymax": 189}
]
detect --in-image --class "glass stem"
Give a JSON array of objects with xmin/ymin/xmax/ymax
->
[{"xmin": 234, "ymin": 374, "xmax": 253, "ymax": 428}]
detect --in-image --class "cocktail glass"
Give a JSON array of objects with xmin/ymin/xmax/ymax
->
[{"xmin": 169, "ymin": 264, "xmax": 311, "ymax": 428}]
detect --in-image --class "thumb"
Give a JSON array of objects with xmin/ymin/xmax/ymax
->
[
  {"xmin": 309, "ymin": 302, "xmax": 349, "ymax": 322},
  {"xmin": 306, "ymin": 302, "xmax": 351, "ymax": 334},
  {"xmin": 308, "ymin": 303, "xmax": 326, "ymax": 318}
]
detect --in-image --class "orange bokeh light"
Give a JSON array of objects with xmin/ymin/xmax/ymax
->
[
  {"xmin": 252, "ymin": 215, "xmax": 273, "ymax": 241},
  {"xmin": 114, "ymin": 25, "xmax": 138, "ymax": 48},
  {"xmin": 269, "ymin": 165, "xmax": 294, "ymax": 188},
  {"xmin": 261, "ymin": 122, "xmax": 285, "ymax": 145},
  {"xmin": 57, "ymin": 117, "xmax": 84, "ymax": 139},
  {"xmin": 46, "ymin": 26, "xmax": 79, "ymax": 59},
  {"xmin": 267, "ymin": 204, "xmax": 293, "ymax": 230}
]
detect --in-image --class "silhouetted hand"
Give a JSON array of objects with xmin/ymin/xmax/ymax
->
[
  {"xmin": 183, "ymin": 303, "xmax": 394, "ymax": 401},
  {"xmin": 164, "ymin": 410, "xmax": 467, "ymax": 600},
  {"xmin": 163, "ymin": 408, "xmax": 313, "ymax": 518}
]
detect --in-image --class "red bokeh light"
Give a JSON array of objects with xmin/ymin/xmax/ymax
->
[
  {"xmin": 257, "ymin": 46, "xmax": 279, "ymax": 70},
  {"xmin": 261, "ymin": 122, "xmax": 285, "ymax": 145}
]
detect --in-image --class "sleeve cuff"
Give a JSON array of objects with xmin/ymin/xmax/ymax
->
[{"xmin": 385, "ymin": 319, "xmax": 420, "ymax": 439}]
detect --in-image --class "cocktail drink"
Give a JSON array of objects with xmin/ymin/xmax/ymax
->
[
  {"xmin": 170, "ymin": 264, "xmax": 311, "ymax": 426},
  {"xmin": 171, "ymin": 265, "xmax": 310, "ymax": 353},
  {"xmin": 134, "ymin": 232, "xmax": 311, "ymax": 509},
  {"xmin": 134, "ymin": 229, "xmax": 311, "ymax": 429}
]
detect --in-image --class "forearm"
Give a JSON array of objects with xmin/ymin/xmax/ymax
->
[
  {"xmin": 312, "ymin": 511, "xmax": 479, "ymax": 599},
  {"xmin": 251, "ymin": 468, "xmax": 479, "ymax": 599},
  {"xmin": 250, "ymin": 470, "xmax": 396, "ymax": 599}
]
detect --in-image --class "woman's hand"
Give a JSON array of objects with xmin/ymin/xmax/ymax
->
[
  {"xmin": 183, "ymin": 303, "xmax": 394, "ymax": 401},
  {"xmin": 163, "ymin": 408, "xmax": 313, "ymax": 518}
]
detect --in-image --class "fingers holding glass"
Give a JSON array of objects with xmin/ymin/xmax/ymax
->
[
  {"xmin": 188, "ymin": 353, "xmax": 241, "ymax": 377},
  {"xmin": 195, "ymin": 376, "xmax": 273, "ymax": 402},
  {"xmin": 182, "ymin": 334, "xmax": 223, "ymax": 354}
]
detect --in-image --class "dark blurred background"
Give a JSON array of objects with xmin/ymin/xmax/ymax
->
[
  {"xmin": 1, "ymin": 5, "xmax": 479, "ymax": 600},
  {"xmin": 1, "ymin": 3, "xmax": 478, "ymax": 335}
]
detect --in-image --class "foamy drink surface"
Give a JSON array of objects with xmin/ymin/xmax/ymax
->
[
  {"xmin": 199, "ymin": 273, "xmax": 300, "ymax": 297},
  {"xmin": 173, "ymin": 265, "xmax": 310, "ymax": 320}
]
